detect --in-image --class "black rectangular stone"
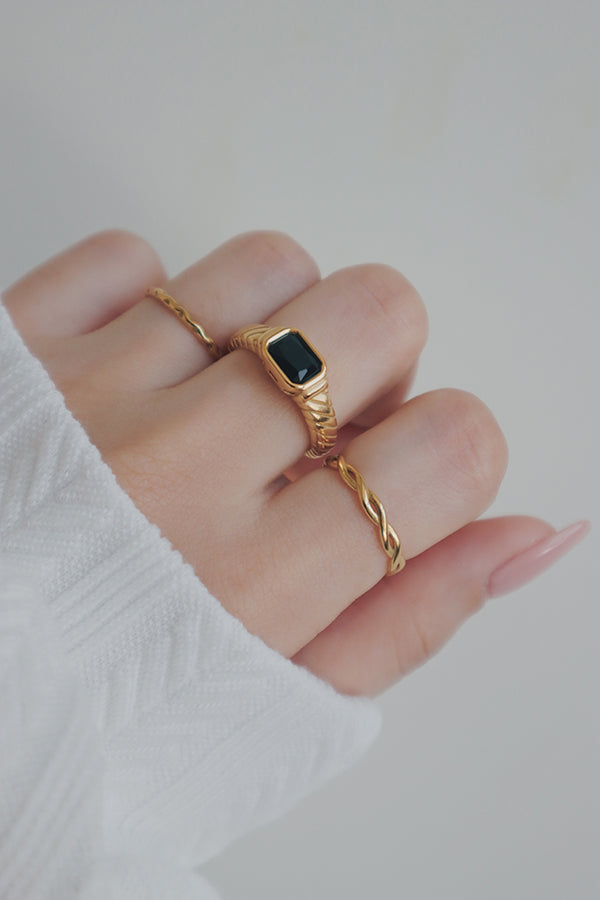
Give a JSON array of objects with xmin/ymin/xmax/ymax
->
[{"xmin": 267, "ymin": 331, "xmax": 323, "ymax": 385}]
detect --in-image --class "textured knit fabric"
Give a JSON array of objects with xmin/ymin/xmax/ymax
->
[{"xmin": 0, "ymin": 299, "xmax": 381, "ymax": 899}]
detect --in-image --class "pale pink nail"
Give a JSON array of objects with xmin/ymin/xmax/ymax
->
[{"xmin": 486, "ymin": 520, "xmax": 591, "ymax": 598}]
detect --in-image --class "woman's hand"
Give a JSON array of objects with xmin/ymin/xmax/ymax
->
[{"xmin": 3, "ymin": 230, "xmax": 587, "ymax": 695}]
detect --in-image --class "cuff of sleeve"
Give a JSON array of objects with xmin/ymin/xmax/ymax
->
[{"xmin": 0, "ymin": 299, "xmax": 381, "ymax": 866}]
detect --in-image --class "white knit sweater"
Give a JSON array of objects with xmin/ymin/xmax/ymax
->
[{"xmin": 0, "ymin": 299, "xmax": 380, "ymax": 900}]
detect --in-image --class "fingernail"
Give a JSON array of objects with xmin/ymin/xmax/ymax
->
[{"xmin": 486, "ymin": 520, "xmax": 591, "ymax": 598}]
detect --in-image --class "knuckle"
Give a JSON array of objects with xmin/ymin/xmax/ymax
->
[
  {"xmin": 394, "ymin": 586, "xmax": 486, "ymax": 677},
  {"xmin": 412, "ymin": 615, "xmax": 435, "ymax": 665},
  {"xmin": 87, "ymin": 229, "xmax": 164, "ymax": 276},
  {"xmin": 398, "ymin": 605, "xmax": 434, "ymax": 673},
  {"xmin": 386, "ymin": 586, "xmax": 438, "ymax": 678},
  {"xmin": 350, "ymin": 263, "xmax": 429, "ymax": 350},
  {"xmin": 430, "ymin": 389, "xmax": 508, "ymax": 502},
  {"xmin": 465, "ymin": 586, "xmax": 487, "ymax": 618},
  {"xmin": 231, "ymin": 229, "xmax": 320, "ymax": 288}
]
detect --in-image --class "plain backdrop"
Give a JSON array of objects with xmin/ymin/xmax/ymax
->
[{"xmin": 1, "ymin": 1, "xmax": 598, "ymax": 897}]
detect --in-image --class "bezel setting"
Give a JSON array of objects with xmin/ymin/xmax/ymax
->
[{"xmin": 265, "ymin": 328, "xmax": 326, "ymax": 393}]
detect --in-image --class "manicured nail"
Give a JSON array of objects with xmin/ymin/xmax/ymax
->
[{"xmin": 486, "ymin": 520, "xmax": 591, "ymax": 598}]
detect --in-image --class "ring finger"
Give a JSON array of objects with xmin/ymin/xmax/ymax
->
[
  {"xmin": 218, "ymin": 388, "xmax": 508, "ymax": 654},
  {"xmin": 172, "ymin": 262, "xmax": 429, "ymax": 491}
]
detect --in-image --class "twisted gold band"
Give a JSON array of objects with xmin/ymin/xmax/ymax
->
[
  {"xmin": 227, "ymin": 324, "xmax": 337, "ymax": 458},
  {"xmin": 145, "ymin": 287, "xmax": 222, "ymax": 359},
  {"xmin": 324, "ymin": 454, "xmax": 406, "ymax": 576}
]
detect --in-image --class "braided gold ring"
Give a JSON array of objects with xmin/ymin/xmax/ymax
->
[
  {"xmin": 324, "ymin": 454, "xmax": 406, "ymax": 575},
  {"xmin": 227, "ymin": 325, "xmax": 337, "ymax": 458},
  {"xmin": 145, "ymin": 287, "xmax": 222, "ymax": 359}
]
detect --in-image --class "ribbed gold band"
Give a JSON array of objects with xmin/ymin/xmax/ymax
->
[
  {"xmin": 145, "ymin": 287, "xmax": 222, "ymax": 359},
  {"xmin": 227, "ymin": 324, "xmax": 338, "ymax": 458},
  {"xmin": 324, "ymin": 454, "xmax": 406, "ymax": 575}
]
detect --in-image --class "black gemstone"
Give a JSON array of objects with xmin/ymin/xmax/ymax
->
[{"xmin": 268, "ymin": 331, "xmax": 323, "ymax": 385}]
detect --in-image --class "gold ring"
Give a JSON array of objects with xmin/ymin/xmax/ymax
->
[
  {"xmin": 145, "ymin": 287, "xmax": 222, "ymax": 359},
  {"xmin": 324, "ymin": 454, "xmax": 406, "ymax": 575},
  {"xmin": 227, "ymin": 325, "xmax": 337, "ymax": 458}
]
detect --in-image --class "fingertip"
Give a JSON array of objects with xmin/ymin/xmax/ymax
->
[{"xmin": 485, "ymin": 517, "xmax": 591, "ymax": 598}]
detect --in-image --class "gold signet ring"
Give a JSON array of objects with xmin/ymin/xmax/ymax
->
[{"xmin": 227, "ymin": 325, "xmax": 337, "ymax": 458}]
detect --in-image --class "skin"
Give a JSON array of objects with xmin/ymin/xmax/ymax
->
[{"xmin": 3, "ymin": 228, "xmax": 560, "ymax": 696}]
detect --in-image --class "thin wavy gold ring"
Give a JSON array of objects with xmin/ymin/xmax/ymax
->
[
  {"xmin": 324, "ymin": 454, "xmax": 406, "ymax": 575},
  {"xmin": 145, "ymin": 287, "xmax": 222, "ymax": 359}
]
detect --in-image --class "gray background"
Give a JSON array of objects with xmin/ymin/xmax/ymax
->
[{"xmin": 1, "ymin": 1, "xmax": 598, "ymax": 897}]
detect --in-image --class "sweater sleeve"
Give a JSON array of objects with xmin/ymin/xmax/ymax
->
[{"xmin": 0, "ymin": 298, "xmax": 381, "ymax": 896}]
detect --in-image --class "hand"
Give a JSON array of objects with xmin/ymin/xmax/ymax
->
[{"xmin": 3, "ymin": 230, "xmax": 588, "ymax": 695}]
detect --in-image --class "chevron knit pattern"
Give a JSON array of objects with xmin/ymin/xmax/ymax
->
[
  {"xmin": 0, "ymin": 570, "xmax": 103, "ymax": 899},
  {"xmin": 0, "ymin": 299, "xmax": 380, "ymax": 898}
]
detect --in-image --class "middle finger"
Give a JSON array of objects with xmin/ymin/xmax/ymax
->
[{"xmin": 175, "ymin": 263, "xmax": 428, "ymax": 488}]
